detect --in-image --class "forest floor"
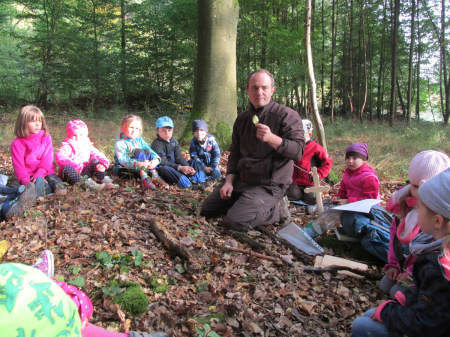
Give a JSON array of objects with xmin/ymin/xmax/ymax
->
[{"xmin": 0, "ymin": 146, "xmax": 402, "ymax": 337}]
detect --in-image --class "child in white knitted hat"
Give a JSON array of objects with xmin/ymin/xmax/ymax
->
[
  {"xmin": 380, "ymin": 150, "xmax": 450, "ymax": 298},
  {"xmin": 352, "ymin": 167, "xmax": 450, "ymax": 337}
]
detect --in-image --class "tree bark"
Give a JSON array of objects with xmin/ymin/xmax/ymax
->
[
  {"xmin": 330, "ymin": 0, "xmax": 337, "ymax": 122},
  {"xmin": 182, "ymin": 0, "xmax": 239, "ymax": 142},
  {"xmin": 389, "ymin": 0, "xmax": 400, "ymax": 126},
  {"xmin": 406, "ymin": 0, "xmax": 416, "ymax": 124},
  {"xmin": 305, "ymin": 0, "xmax": 327, "ymax": 150}
]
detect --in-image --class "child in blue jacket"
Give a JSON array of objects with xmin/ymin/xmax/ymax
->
[{"xmin": 188, "ymin": 120, "xmax": 221, "ymax": 183}]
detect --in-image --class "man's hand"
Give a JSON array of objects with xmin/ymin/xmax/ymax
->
[
  {"xmin": 255, "ymin": 123, "xmax": 282, "ymax": 150},
  {"xmin": 220, "ymin": 174, "xmax": 236, "ymax": 199},
  {"xmin": 220, "ymin": 182, "xmax": 233, "ymax": 199},
  {"xmin": 179, "ymin": 165, "xmax": 195, "ymax": 175}
]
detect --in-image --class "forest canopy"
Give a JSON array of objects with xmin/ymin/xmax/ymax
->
[{"xmin": 0, "ymin": 0, "xmax": 449, "ymax": 124}]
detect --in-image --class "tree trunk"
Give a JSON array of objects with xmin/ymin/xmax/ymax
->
[
  {"xmin": 305, "ymin": 0, "xmax": 327, "ymax": 150},
  {"xmin": 120, "ymin": 0, "xmax": 127, "ymax": 103},
  {"xmin": 330, "ymin": 0, "xmax": 337, "ymax": 122},
  {"xmin": 440, "ymin": 0, "xmax": 449, "ymax": 124},
  {"xmin": 406, "ymin": 0, "xmax": 415, "ymax": 125},
  {"xmin": 182, "ymin": 0, "xmax": 239, "ymax": 142},
  {"xmin": 359, "ymin": 2, "xmax": 368, "ymax": 122},
  {"xmin": 348, "ymin": 1, "xmax": 354, "ymax": 118},
  {"xmin": 389, "ymin": 0, "xmax": 400, "ymax": 126},
  {"xmin": 415, "ymin": 5, "xmax": 421, "ymax": 122}
]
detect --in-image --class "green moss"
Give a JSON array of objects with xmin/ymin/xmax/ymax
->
[
  {"xmin": 214, "ymin": 121, "xmax": 232, "ymax": 150},
  {"xmin": 150, "ymin": 277, "xmax": 169, "ymax": 294},
  {"xmin": 113, "ymin": 283, "xmax": 148, "ymax": 316}
]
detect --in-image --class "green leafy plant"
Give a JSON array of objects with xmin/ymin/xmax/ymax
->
[{"xmin": 95, "ymin": 250, "xmax": 142, "ymax": 269}]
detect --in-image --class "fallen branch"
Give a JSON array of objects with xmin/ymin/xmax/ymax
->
[
  {"xmin": 223, "ymin": 245, "xmax": 280, "ymax": 262},
  {"xmin": 148, "ymin": 218, "xmax": 202, "ymax": 270},
  {"xmin": 227, "ymin": 230, "xmax": 266, "ymax": 250}
]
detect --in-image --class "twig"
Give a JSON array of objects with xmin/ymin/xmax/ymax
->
[{"xmin": 224, "ymin": 245, "xmax": 279, "ymax": 262}]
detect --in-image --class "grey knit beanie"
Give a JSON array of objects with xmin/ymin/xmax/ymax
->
[
  {"xmin": 408, "ymin": 150, "xmax": 450, "ymax": 186},
  {"xmin": 418, "ymin": 168, "xmax": 450, "ymax": 220}
]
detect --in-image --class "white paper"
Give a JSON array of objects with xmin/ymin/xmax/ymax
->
[
  {"xmin": 279, "ymin": 223, "xmax": 324, "ymax": 255},
  {"xmin": 328, "ymin": 199, "xmax": 380, "ymax": 214}
]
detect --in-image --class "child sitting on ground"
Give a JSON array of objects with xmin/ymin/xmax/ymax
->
[
  {"xmin": 188, "ymin": 120, "xmax": 222, "ymax": 185},
  {"xmin": 288, "ymin": 119, "xmax": 333, "ymax": 207},
  {"xmin": 351, "ymin": 168, "xmax": 450, "ymax": 337},
  {"xmin": 114, "ymin": 115, "xmax": 166, "ymax": 190},
  {"xmin": 151, "ymin": 116, "xmax": 203, "ymax": 189},
  {"xmin": 331, "ymin": 143, "xmax": 379, "ymax": 205},
  {"xmin": 331, "ymin": 143, "xmax": 393, "ymax": 262},
  {"xmin": 11, "ymin": 105, "xmax": 66, "ymax": 197},
  {"xmin": 380, "ymin": 150, "xmax": 450, "ymax": 298},
  {"xmin": 56, "ymin": 120, "xmax": 119, "ymax": 191}
]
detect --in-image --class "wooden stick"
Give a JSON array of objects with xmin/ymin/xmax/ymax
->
[
  {"xmin": 148, "ymin": 218, "xmax": 202, "ymax": 270},
  {"xmin": 224, "ymin": 245, "xmax": 279, "ymax": 262}
]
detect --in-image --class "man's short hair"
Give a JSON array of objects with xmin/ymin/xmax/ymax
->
[{"xmin": 246, "ymin": 69, "xmax": 275, "ymax": 88}]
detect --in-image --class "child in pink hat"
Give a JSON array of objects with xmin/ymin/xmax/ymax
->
[
  {"xmin": 380, "ymin": 150, "xmax": 450, "ymax": 297},
  {"xmin": 56, "ymin": 120, "xmax": 119, "ymax": 190}
]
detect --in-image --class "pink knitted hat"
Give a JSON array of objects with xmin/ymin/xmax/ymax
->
[
  {"xmin": 408, "ymin": 150, "xmax": 450, "ymax": 186},
  {"xmin": 66, "ymin": 120, "xmax": 88, "ymax": 138}
]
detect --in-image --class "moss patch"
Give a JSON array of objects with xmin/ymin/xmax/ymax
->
[{"xmin": 113, "ymin": 282, "xmax": 148, "ymax": 316}]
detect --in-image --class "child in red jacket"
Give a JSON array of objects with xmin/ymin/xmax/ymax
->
[{"xmin": 287, "ymin": 119, "xmax": 332, "ymax": 205}]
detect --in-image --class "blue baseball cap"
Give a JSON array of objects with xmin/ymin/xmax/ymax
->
[{"xmin": 156, "ymin": 116, "xmax": 174, "ymax": 129}]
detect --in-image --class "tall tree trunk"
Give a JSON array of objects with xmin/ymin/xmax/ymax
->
[
  {"xmin": 305, "ymin": 0, "xmax": 327, "ymax": 150},
  {"xmin": 183, "ymin": 0, "xmax": 239, "ymax": 142},
  {"xmin": 120, "ymin": 0, "xmax": 127, "ymax": 103},
  {"xmin": 348, "ymin": 1, "xmax": 354, "ymax": 118},
  {"xmin": 321, "ymin": 0, "xmax": 325, "ymax": 113},
  {"xmin": 359, "ymin": 2, "xmax": 368, "ymax": 122},
  {"xmin": 376, "ymin": 0, "xmax": 387, "ymax": 121},
  {"xmin": 441, "ymin": 0, "xmax": 449, "ymax": 124},
  {"xmin": 330, "ymin": 0, "xmax": 337, "ymax": 122},
  {"xmin": 406, "ymin": 0, "xmax": 415, "ymax": 125},
  {"xmin": 415, "ymin": 5, "xmax": 421, "ymax": 122},
  {"xmin": 389, "ymin": 0, "xmax": 400, "ymax": 126}
]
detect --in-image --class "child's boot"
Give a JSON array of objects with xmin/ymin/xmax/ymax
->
[
  {"xmin": 141, "ymin": 176, "xmax": 156, "ymax": 190},
  {"xmin": 83, "ymin": 178, "xmax": 105, "ymax": 191},
  {"xmin": 152, "ymin": 176, "xmax": 169, "ymax": 189},
  {"xmin": 4, "ymin": 182, "xmax": 37, "ymax": 219},
  {"xmin": 32, "ymin": 250, "xmax": 54, "ymax": 278},
  {"xmin": 102, "ymin": 175, "xmax": 119, "ymax": 189}
]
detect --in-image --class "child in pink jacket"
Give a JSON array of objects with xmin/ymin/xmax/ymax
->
[
  {"xmin": 55, "ymin": 120, "xmax": 118, "ymax": 190},
  {"xmin": 331, "ymin": 143, "xmax": 379, "ymax": 205},
  {"xmin": 380, "ymin": 150, "xmax": 450, "ymax": 297},
  {"xmin": 11, "ymin": 105, "xmax": 66, "ymax": 197}
]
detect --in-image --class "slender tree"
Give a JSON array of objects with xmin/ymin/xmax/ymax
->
[
  {"xmin": 305, "ymin": 0, "xmax": 326, "ymax": 149},
  {"xmin": 406, "ymin": 0, "xmax": 416, "ymax": 124},
  {"xmin": 389, "ymin": 0, "xmax": 400, "ymax": 126}
]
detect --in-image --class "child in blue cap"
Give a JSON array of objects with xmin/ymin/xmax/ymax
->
[
  {"xmin": 188, "ymin": 120, "xmax": 222, "ymax": 184},
  {"xmin": 151, "ymin": 116, "xmax": 203, "ymax": 188}
]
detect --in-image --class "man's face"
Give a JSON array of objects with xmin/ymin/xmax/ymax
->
[{"xmin": 246, "ymin": 72, "xmax": 275, "ymax": 109}]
